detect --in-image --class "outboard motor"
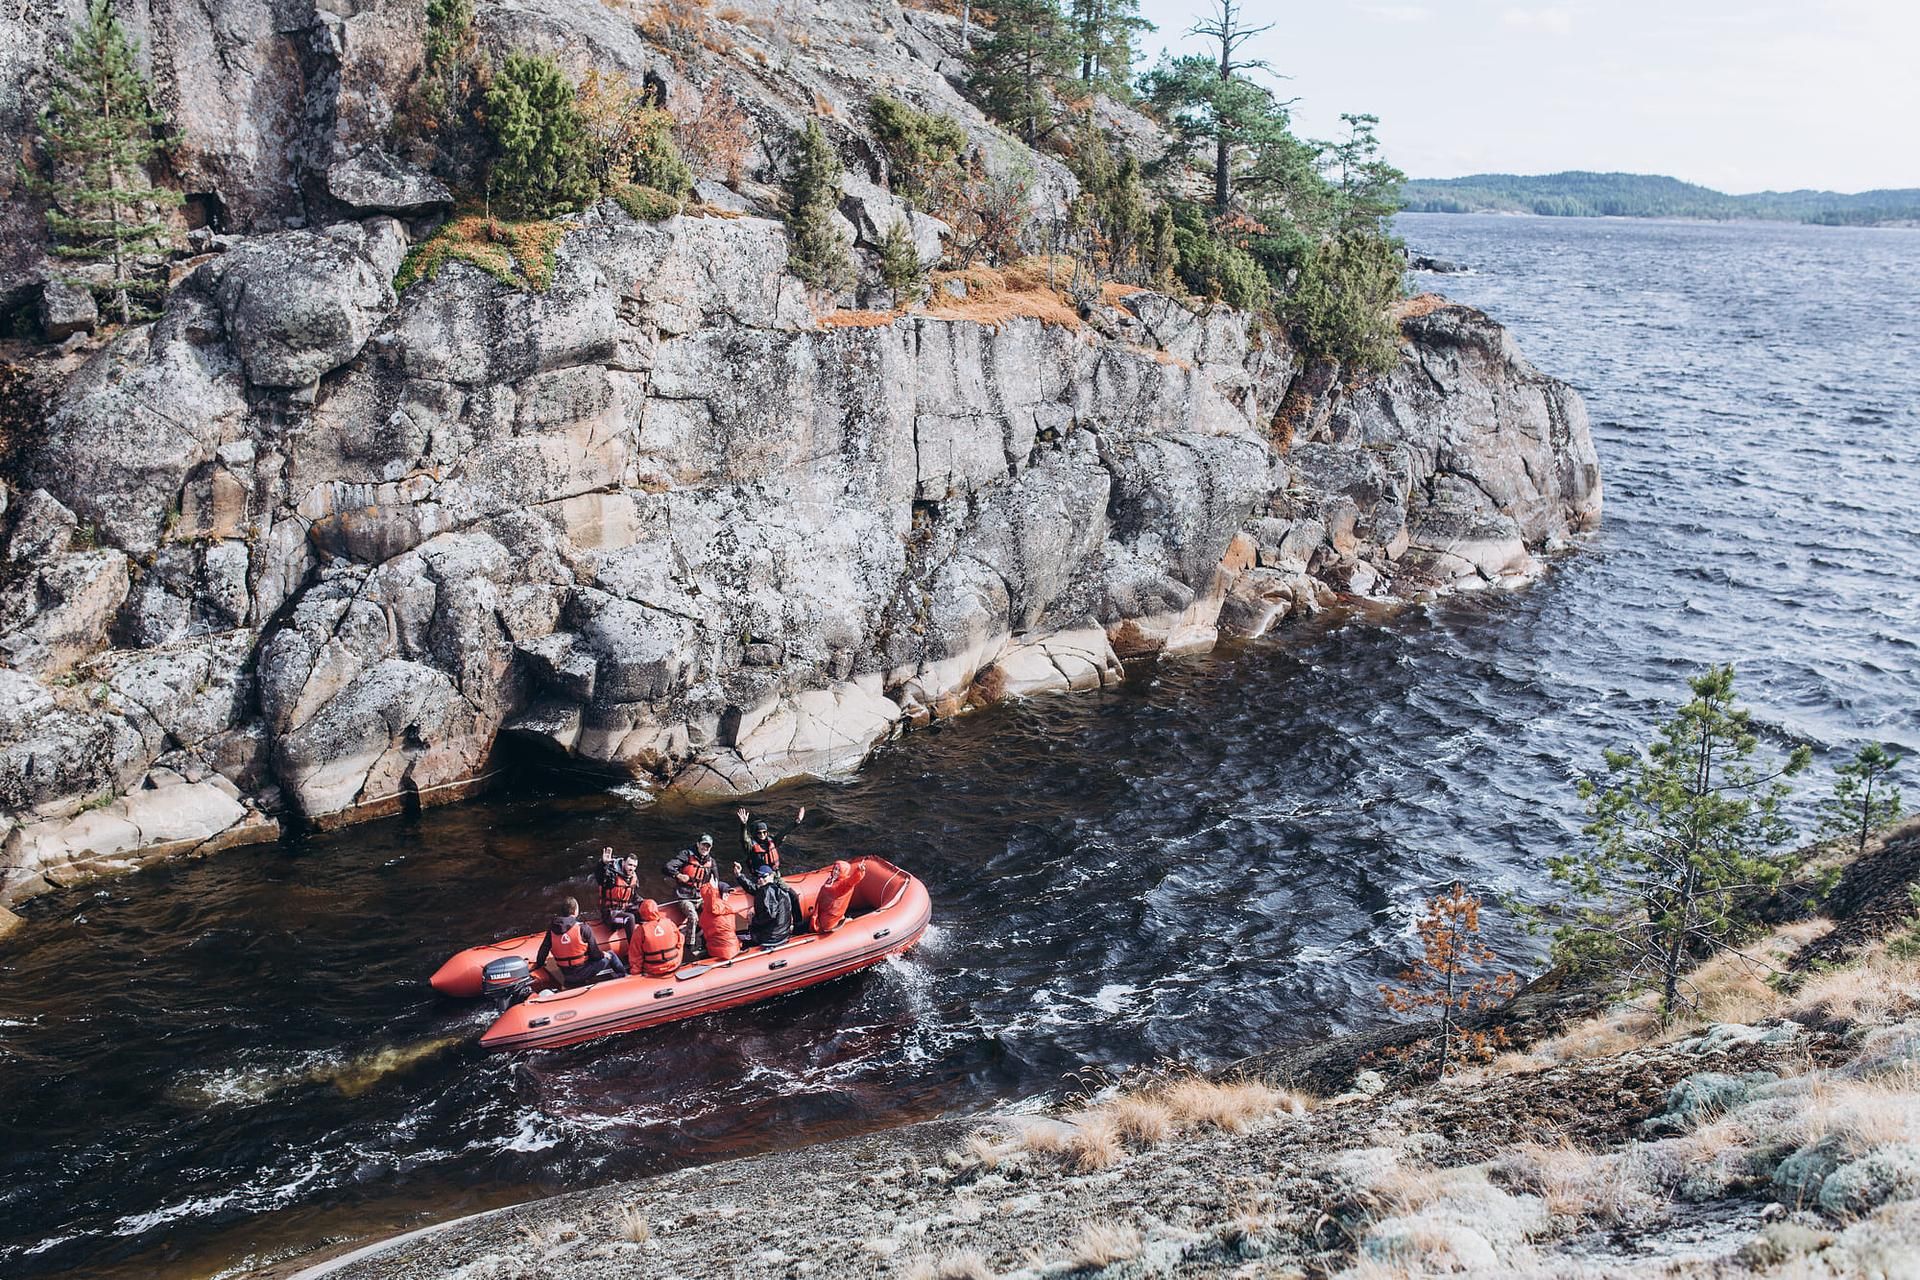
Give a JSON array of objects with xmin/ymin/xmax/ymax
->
[{"xmin": 480, "ymin": 956, "xmax": 535, "ymax": 1011}]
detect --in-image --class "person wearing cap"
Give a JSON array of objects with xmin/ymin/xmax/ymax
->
[
  {"xmin": 593, "ymin": 847, "xmax": 642, "ymax": 941},
  {"xmin": 733, "ymin": 860, "xmax": 804, "ymax": 948},
  {"xmin": 664, "ymin": 836, "xmax": 725, "ymax": 959},
  {"xmin": 735, "ymin": 805, "xmax": 805, "ymax": 871}
]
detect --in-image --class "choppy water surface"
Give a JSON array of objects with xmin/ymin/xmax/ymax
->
[{"xmin": 4, "ymin": 215, "xmax": 1917, "ymax": 1276}]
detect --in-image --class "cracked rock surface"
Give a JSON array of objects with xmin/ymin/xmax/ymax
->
[{"xmin": 0, "ymin": 0, "xmax": 1599, "ymax": 905}]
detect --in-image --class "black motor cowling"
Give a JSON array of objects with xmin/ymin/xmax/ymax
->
[{"xmin": 480, "ymin": 956, "xmax": 535, "ymax": 1011}]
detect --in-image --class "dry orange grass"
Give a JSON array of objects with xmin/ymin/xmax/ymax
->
[
  {"xmin": 922, "ymin": 264, "xmax": 1082, "ymax": 331},
  {"xmin": 1493, "ymin": 1140, "xmax": 1658, "ymax": 1225},
  {"xmin": 899, "ymin": 1250, "xmax": 992, "ymax": 1280},
  {"xmin": 1065, "ymin": 1112, "xmax": 1125, "ymax": 1171},
  {"xmin": 1492, "ymin": 920, "xmax": 1836, "ymax": 1074},
  {"xmin": 1101, "ymin": 280, "xmax": 1149, "ymax": 307},
  {"xmin": 1393, "ymin": 292, "xmax": 1451, "ymax": 323},
  {"xmin": 817, "ymin": 309, "xmax": 903, "ymax": 329},
  {"xmin": 1102, "ymin": 1093, "xmax": 1174, "ymax": 1145},
  {"xmin": 1156, "ymin": 1077, "xmax": 1304, "ymax": 1133},
  {"xmin": 1788, "ymin": 947, "xmax": 1920, "ymax": 1025}
]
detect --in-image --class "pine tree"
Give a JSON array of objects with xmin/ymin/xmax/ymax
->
[
  {"xmin": 1142, "ymin": 0, "xmax": 1284, "ymax": 214},
  {"xmin": 1548, "ymin": 665, "xmax": 1811, "ymax": 1026},
  {"xmin": 1819, "ymin": 743, "xmax": 1905, "ymax": 862},
  {"xmin": 968, "ymin": 0, "xmax": 1078, "ymax": 148},
  {"xmin": 1068, "ymin": 0, "xmax": 1150, "ymax": 97},
  {"xmin": 485, "ymin": 51, "xmax": 595, "ymax": 218},
  {"xmin": 878, "ymin": 218, "xmax": 924, "ymax": 308},
  {"xmin": 1378, "ymin": 882, "xmax": 1518, "ymax": 1080},
  {"xmin": 1323, "ymin": 112, "xmax": 1405, "ymax": 234},
  {"xmin": 867, "ymin": 94, "xmax": 968, "ymax": 209},
  {"xmin": 32, "ymin": 0, "xmax": 180, "ymax": 326},
  {"xmin": 785, "ymin": 119, "xmax": 854, "ymax": 293}
]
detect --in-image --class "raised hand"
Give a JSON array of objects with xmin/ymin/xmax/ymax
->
[
  {"xmin": 796, "ymin": 805, "xmax": 806, "ymax": 823},
  {"xmin": 735, "ymin": 807, "xmax": 750, "ymax": 825},
  {"xmin": 601, "ymin": 847, "xmax": 614, "ymax": 863}
]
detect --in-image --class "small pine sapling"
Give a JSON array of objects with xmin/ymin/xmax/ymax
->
[
  {"xmin": 784, "ymin": 118, "xmax": 855, "ymax": 294},
  {"xmin": 1544, "ymin": 664, "xmax": 1810, "ymax": 1026},
  {"xmin": 1378, "ymin": 881, "xmax": 1518, "ymax": 1079},
  {"xmin": 878, "ymin": 218, "xmax": 925, "ymax": 308},
  {"xmin": 1819, "ymin": 743, "xmax": 1904, "ymax": 862}
]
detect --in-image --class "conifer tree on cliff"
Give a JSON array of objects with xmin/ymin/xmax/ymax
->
[
  {"xmin": 785, "ymin": 119, "xmax": 855, "ymax": 293},
  {"xmin": 968, "ymin": 0, "xmax": 1077, "ymax": 148},
  {"xmin": 1544, "ymin": 665, "xmax": 1810, "ymax": 1026},
  {"xmin": 1142, "ymin": 0, "xmax": 1287, "ymax": 214},
  {"xmin": 1068, "ymin": 0, "xmax": 1150, "ymax": 98},
  {"xmin": 32, "ymin": 0, "xmax": 180, "ymax": 326},
  {"xmin": 485, "ymin": 51, "xmax": 595, "ymax": 218},
  {"xmin": 1818, "ymin": 743, "xmax": 1905, "ymax": 863}
]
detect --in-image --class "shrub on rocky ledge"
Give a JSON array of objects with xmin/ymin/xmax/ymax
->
[
  {"xmin": 395, "ymin": 213, "xmax": 571, "ymax": 291},
  {"xmin": 785, "ymin": 119, "xmax": 855, "ymax": 293},
  {"xmin": 485, "ymin": 51, "xmax": 596, "ymax": 218}
]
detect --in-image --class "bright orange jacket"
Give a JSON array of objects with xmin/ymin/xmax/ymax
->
[
  {"xmin": 699, "ymin": 881, "xmax": 747, "ymax": 961},
  {"xmin": 633, "ymin": 899, "xmax": 684, "ymax": 976},
  {"xmin": 812, "ymin": 859, "xmax": 863, "ymax": 933}
]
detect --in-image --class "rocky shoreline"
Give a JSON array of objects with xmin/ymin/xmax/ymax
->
[{"xmin": 0, "ymin": 0, "xmax": 1597, "ymax": 911}]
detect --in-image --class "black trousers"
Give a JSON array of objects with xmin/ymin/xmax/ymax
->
[{"xmin": 560, "ymin": 953, "xmax": 627, "ymax": 987}]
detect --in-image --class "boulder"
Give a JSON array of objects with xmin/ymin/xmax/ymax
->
[
  {"xmin": 39, "ymin": 280, "xmax": 97, "ymax": 340},
  {"xmin": 1819, "ymin": 1144, "xmax": 1920, "ymax": 1217},
  {"xmin": 971, "ymin": 628, "xmax": 1124, "ymax": 703},
  {"xmin": 325, "ymin": 147, "xmax": 453, "ymax": 214},
  {"xmin": 669, "ymin": 682, "xmax": 904, "ymax": 797},
  {"xmin": 0, "ymin": 550, "xmax": 130, "ymax": 676},
  {"xmin": 4, "ymin": 488, "xmax": 78, "ymax": 566},
  {"xmin": 212, "ymin": 231, "xmax": 396, "ymax": 388}
]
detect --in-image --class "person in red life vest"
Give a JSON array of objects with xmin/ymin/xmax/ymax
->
[
  {"xmin": 697, "ymin": 879, "xmax": 749, "ymax": 961},
  {"xmin": 594, "ymin": 848, "xmax": 641, "ymax": 940},
  {"xmin": 811, "ymin": 858, "xmax": 865, "ymax": 933},
  {"xmin": 664, "ymin": 835, "xmax": 727, "ymax": 959},
  {"xmin": 534, "ymin": 897, "xmax": 627, "ymax": 988},
  {"xmin": 631, "ymin": 899, "xmax": 685, "ymax": 977},
  {"xmin": 735, "ymin": 805, "xmax": 805, "ymax": 871}
]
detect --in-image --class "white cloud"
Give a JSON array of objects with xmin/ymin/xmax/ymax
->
[{"xmin": 1500, "ymin": 6, "xmax": 1574, "ymax": 35}]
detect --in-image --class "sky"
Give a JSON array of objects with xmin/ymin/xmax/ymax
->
[{"xmin": 1133, "ymin": 0, "xmax": 1920, "ymax": 193}]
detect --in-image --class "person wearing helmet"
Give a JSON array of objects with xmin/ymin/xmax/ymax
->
[
  {"xmin": 534, "ymin": 896, "xmax": 627, "ymax": 987},
  {"xmin": 594, "ymin": 847, "xmax": 642, "ymax": 941},
  {"xmin": 735, "ymin": 805, "xmax": 805, "ymax": 871},
  {"xmin": 734, "ymin": 861, "xmax": 803, "ymax": 948}
]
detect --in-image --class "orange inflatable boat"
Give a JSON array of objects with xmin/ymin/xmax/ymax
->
[{"xmin": 430, "ymin": 856, "xmax": 931, "ymax": 1051}]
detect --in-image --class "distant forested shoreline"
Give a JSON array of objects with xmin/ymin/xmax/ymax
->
[{"xmin": 1401, "ymin": 172, "xmax": 1920, "ymax": 226}]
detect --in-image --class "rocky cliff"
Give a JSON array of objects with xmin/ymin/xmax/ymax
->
[{"xmin": 0, "ymin": 0, "xmax": 1600, "ymax": 906}]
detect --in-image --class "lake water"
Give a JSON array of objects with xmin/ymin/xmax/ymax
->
[{"xmin": 3, "ymin": 214, "xmax": 1916, "ymax": 1277}]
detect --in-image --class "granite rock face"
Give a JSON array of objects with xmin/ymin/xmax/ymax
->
[
  {"xmin": 0, "ymin": 204, "xmax": 1598, "ymax": 901},
  {"xmin": 0, "ymin": 0, "xmax": 1600, "ymax": 903}
]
